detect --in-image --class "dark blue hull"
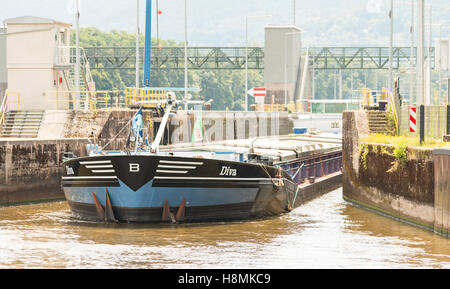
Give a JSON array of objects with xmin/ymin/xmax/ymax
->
[{"xmin": 62, "ymin": 154, "xmax": 296, "ymax": 223}]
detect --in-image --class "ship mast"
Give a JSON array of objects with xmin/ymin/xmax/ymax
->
[{"xmin": 150, "ymin": 93, "xmax": 176, "ymax": 153}]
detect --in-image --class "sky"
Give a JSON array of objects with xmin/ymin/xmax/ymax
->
[{"xmin": 1, "ymin": 0, "xmax": 449, "ymax": 47}]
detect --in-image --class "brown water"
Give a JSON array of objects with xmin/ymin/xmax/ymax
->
[{"xmin": 1, "ymin": 187, "xmax": 450, "ymax": 269}]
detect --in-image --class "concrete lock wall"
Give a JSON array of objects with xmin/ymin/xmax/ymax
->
[
  {"xmin": 343, "ymin": 110, "xmax": 450, "ymax": 237},
  {"xmin": 169, "ymin": 111, "xmax": 292, "ymax": 144},
  {"xmin": 0, "ymin": 138, "xmax": 89, "ymax": 206},
  {"xmin": 434, "ymin": 149, "xmax": 450, "ymax": 237},
  {"xmin": 58, "ymin": 110, "xmax": 293, "ymax": 147}
]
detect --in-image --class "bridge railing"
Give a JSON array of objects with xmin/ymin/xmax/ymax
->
[
  {"xmin": 45, "ymin": 90, "xmax": 127, "ymax": 111},
  {"xmin": 259, "ymin": 98, "xmax": 362, "ymax": 114},
  {"xmin": 84, "ymin": 46, "xmax": 264, "ymax": 70},
  {"xmin": 388, "ymin": 92, "xmax": 399, "ymax": 136},
  {"xmin": 309, "ymin": 47, "xmax": 434, "ymax": 69},
  {"xmin": 44, "ymin": 88, "xmax": 171, "ymax": 111},
  {"xmin": 124, "ymin": 88, "xmax": 167, "ymax": 108},
  {"xmin": 81, "ymin": 46, "xmax": 435, "ymax": 70},
  {"xmin": 359, "ymin": 88, "xmax": 389, "ymax": 109}
]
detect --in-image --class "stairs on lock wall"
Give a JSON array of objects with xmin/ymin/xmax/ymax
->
[
  {"xmin": 0, "ymin": 110, "xmax": 44, "ymax": 138},
  {"xmin": 366, "ymin": 111, "xmax": 394, "ymax": 135}
]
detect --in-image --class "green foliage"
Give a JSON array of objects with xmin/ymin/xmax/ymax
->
[
  {"xmin": 392, "ymin": 142, "xmax": 408, "ymax": 165},
  {"xmin": 362, "ymin": 135, "xmax": 449, "ymax": 173},
  {"xmin": 359, "ymin": 143, "xmax": 369, "ymax": 170},
  {"xmin": 385, "ymin": 142, "xmax": 408, "ymax": 173},
  {"xmin": 385, "ymin": 112, "xmax": 398, "ymax": 136},
  {"xmin": 378, "ymin": 145, "xmax": 390, "ymax": 156},
  {"xmin": 362, "ymin": 134, "xmax": 450, "ymax": 148}
]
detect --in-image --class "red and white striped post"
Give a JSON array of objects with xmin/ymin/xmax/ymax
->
[{"xmin": 409, "ymin": 107, "xmax": 417, "ymax": 133}]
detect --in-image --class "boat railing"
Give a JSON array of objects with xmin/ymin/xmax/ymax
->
[
  {"xmin": 388, "ymin": 91, "xmax": 399, "ymax": 136},
  {"xmin": 284, "ymin": 152, "xmax": 342, "ymax": 183}
]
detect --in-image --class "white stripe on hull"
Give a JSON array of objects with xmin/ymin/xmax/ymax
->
[
  {"xmin": 62, "ymin": 176, "xmax": 117, "ymax": 180},
  {"xmin": 157, "ymin": 165, "xmax": 197, "ymax": 169},
  {"xmin": 155, "ymin": 170, "xmax": 189, "ymax": 174},
  {"xmin": 85, "ymin": 165, "xmax": 114, "ymax": 168},
  {"xmin": 79, "ymin": 160, "xmax": 112, "ymax": 165},
  {"xmin": 91, "ymin": 170, "xmax": 116, "ymax": 173},
  {"xmin": 159, "ymin": 160, "xmax": 204, "ymax": 166}
]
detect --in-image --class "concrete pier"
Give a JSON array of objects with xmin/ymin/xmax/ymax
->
[
  {"xmin": 0, "ymin": 138, "xmax": 89, "ymax": 205},
  {"xmin": 434, "ymin": 149, "xmax": 450, "ymax": 237},
  {"xmin": 57, "ymin": 109, "xmax": 294, "ymax": 148},
  {"xmin": 342, "ymin": 110, "xmax": 450, "ymax": 237}
]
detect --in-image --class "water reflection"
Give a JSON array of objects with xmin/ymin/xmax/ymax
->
[{"xmin": 0, "ymin": 188, "xmax": 449, "ymax": 268}]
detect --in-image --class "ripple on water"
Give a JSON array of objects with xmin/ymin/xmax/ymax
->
[{"xmin": 1, "ymin": 189, "xmax": 450, "ymax": 268}]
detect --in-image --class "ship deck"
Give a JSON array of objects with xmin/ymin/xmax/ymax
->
[{"xmin": 160, "ymin": 133, "xmax": 342, "ymax": 164}]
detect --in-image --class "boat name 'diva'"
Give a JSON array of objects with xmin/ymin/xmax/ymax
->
[{"xmin": 219, "ymin": 166, "xmax": 237, "ymax": 176}]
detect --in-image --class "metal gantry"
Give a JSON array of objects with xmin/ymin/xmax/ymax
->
[
  {"xmin": 84, "ymin": 46, "xmax": 264, "ymax": 70},
  {"xmin": 309, "ymin": 47, "xmax": 435, "ymax": 70},
  {"xmin": 83, "ymin": 46, "xmax": 435, "ymax": 71}
]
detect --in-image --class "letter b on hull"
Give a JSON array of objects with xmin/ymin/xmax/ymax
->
[{"xmin": 129, "ymin": 163, "xmax": 140, "ymax": 172}]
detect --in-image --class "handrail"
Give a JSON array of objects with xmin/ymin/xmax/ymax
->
[
  {"xmin": 360, "ymin": 88, "xmax": 399, "ymax": 135},
  {"xmin": 45, "ymin": 90, "xmax": 126, "ymax": 110},
  {"xmin": 81, "ymin": 49, "xmax": 95, "ymax": 87},
  {"xmin": 388, "ymin": 92, "xmax": 399, "ymax": 136},
  {"xmin": 263, "ymin": 103, "xmax": 287, "ymax": 112},
  {"xmin": 0, "ymin": 90, "xmax": 8, "ymax": 126},
  {"xmin": 125, "ymin": 88, "xmax": 167, "ymax": 108},
  {"xmin": 360, "ymin": 88, "xmax": 389, "ymax": 108},
  {"xmin": 55, "ymin": 45, "xmax": 96, "ymax": 90},
  {"xmin": 0, "ymin": 90, "xmax": 20, "ymax": 127}
]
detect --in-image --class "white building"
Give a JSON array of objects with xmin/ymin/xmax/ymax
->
[
  {"xmin": 0, "ymin": 27, "xmax": 7, "ymax": 97},
  {"xmin": 5, "ymin": 16, "xmax": 72, "ymax": 110},
  {"xmin": 264, "ymin": 25, "xmax": 302, "ymax": 105}
]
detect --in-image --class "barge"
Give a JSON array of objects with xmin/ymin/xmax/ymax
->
[{"xmin": 62, "ymin": 94, "xmax": 342, "ymax": 223}]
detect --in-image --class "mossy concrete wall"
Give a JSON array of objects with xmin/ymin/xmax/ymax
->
[
  {"xmin": 343, "ymin": 110, "xmax": 450, "ymax": 237},
  {"xmin": 0, "ymin": 139, "xmax": 89, "ymax": 206},
  {"xmin": 61, "ymin": 109, "xmax": 294, "ymax": 149}
]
